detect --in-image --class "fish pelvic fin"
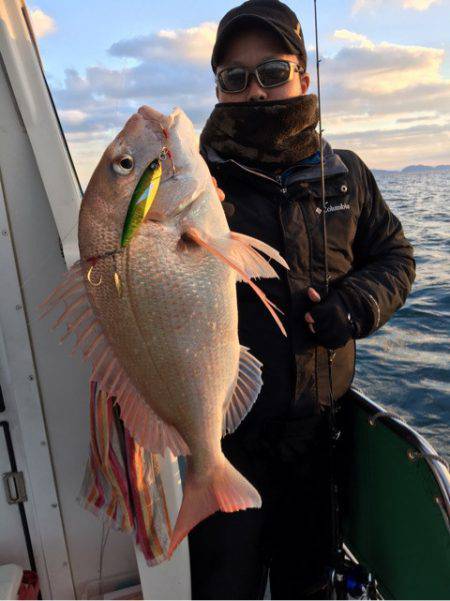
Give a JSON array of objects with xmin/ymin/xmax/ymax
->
[
  {"xmin": 183, "ymin": 227, "xmax": 287, "ymax": 337},
  {"xmin": 167, "ymin": 456, "xmax": 261, "ymax": 558},
  {"xmin": 117, "ymin": 388, "xmax": 189, "ymax": 457}
]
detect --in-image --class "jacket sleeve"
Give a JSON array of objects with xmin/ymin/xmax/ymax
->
[{"xmin": 336, "ymin": 154, "xmax": 416, "ymax": 338}]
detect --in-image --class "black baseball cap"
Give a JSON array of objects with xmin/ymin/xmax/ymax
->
[{"xmin": 211, "ymin": 0, "xmax": 307, "ymax": 72}]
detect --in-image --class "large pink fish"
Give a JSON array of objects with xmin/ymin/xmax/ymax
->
[{"xmin": 40, "ymin": 105, "xmax": 288, "ymax": 557}]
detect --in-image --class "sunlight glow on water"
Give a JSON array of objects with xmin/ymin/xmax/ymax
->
[{"xmin": 354, "ymin": 171, "xmax": 450, "ymax": 458}]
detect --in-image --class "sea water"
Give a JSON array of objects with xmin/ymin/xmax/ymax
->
[{"xmin": 354, "ymin": 171, "xmax": 449, "ymax": 459}]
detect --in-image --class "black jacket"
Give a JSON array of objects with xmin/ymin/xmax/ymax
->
[{"xmin": 201, "ymin": 141, "xmax": 415, "ymax": 436}]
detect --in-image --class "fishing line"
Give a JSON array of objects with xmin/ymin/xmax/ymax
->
[
  {"xmin": 313, "ymin": 1, "xmax": 346, "ymax": 596},
  {"xmin": 98, "ymin": 521, "xmax": 111, "ymax": 598},
  {"xmin": 313, "ymin": 0, "xmax": 328, "ymax": 288}
]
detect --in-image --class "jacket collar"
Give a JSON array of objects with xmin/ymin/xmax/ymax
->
[{"xmin": 200, "ymin": 138, "xmax": 348, "ymax": 186}]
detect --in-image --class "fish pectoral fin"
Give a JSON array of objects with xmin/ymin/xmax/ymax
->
[
  {"xmin": 183, "ymin": 227, "xmax": 288, "ymax": 280},
  {"xmin": 223, "ymin": 346, "xmax": 263, "ymax": 436},
  {"xmin": 183, "ymin": 227, "xmax": 287, "ymax": 337},
  {"xmin": 229, "ymin": 231, "xmax": 290, "ymax": 272}
]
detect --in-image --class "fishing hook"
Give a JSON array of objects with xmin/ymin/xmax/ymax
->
[
  {"xmin": 87, "ymin": 263, "xmax": 102, "ymax": 286},
  {"xmin": 113, "ymin": 254, "xmax": 123, "ymax": 298}
]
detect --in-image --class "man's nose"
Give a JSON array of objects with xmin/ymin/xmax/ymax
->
[{"xmin": 245, "ymin": 74, "xmax": 268, "ymax": 102}]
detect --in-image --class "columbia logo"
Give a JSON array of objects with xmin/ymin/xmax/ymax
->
[{"xmin": 325, "ymin": 203, "xmax": 350, "ymax": 214}]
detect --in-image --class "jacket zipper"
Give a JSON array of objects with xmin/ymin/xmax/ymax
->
[
  {"xmin": 227, "ymin": 157, "xmax": 345, "ymax": 196},
  {"xmin": 229, "ymin": 159, "xmax": 288, "ymax": 193},
  {"xmin": 277, "ymin": 176, "xmax": 288, "ymax": 195},
  {"xmin": 277, "ymin": 202, "xmax": 297, "ymax": 410}
]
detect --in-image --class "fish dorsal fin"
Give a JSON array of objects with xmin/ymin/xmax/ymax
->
[
  {"xmin": 223, "ymin": 346, "xmax": 263, "ymax": 436},
  {"xmin": 183, "ymin": 227, "xmax": 287, "ymax": 336},
  {"xmin": 39, "ymin": 261, "xmax": 189, "ymax": 457}
]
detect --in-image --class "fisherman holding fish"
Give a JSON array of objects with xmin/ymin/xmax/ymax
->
[
  {"xmin": 40, "ymin": 0, "xmax": 415, "ymax": 597},
  {"xmin": 188, "ymin": 0, "xmax": 416, "ymax": 598}
]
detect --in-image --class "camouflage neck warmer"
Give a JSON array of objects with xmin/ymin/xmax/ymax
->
[{"xmin": 200, "ymin": 94, "xmax": 320, "ymax": 170}]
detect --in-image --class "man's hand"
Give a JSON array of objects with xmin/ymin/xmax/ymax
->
[
  {"xmin": 211, "ymin": 176, "xmax": 235, "ymax": 217},
  {"xmin": 305, "ymin": 287, "xmax": 356, "ymax": 349},
  {"xmin": 211, "ymin": 176, "xmax": 225, "ymax": 202}
]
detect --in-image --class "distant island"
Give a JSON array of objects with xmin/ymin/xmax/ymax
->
[{"xmin": 373, "ymin": 164, "xmax": 450, "ymax": 176}]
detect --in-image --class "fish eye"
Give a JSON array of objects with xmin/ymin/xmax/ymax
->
[{"xmin": 113, "ymin": 154, "xmax": 134, "ymax": 175}]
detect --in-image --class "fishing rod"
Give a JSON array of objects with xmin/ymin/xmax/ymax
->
[
  {"xmin": 313, "ymin": 6, "xmax": 380, "ymax": 599},
  {"xmin": 313, "ymin": 2, "xmax": 346, "ymax": 597}
]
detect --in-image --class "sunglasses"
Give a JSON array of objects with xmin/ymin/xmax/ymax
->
[{"xmin": 216, "ymin": 59, "xmax": 304, "ymax": 94}]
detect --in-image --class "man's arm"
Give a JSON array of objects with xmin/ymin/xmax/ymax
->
[
  {"xmin": 306, "ymin": 154, "xmax": 416, "ymax": 347},
  {"xmin": 336, "ymin": 156, "xmax": 416, "ymax": 338}
]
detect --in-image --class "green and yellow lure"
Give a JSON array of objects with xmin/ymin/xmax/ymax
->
[{"xmin": 121, "ymin": 158, "xmax": 162, "ymax": 247}]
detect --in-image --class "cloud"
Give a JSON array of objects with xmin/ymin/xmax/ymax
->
[
  {"xmin": 45, "ymin": 22, "xmax": 449, "ymax": 185},
  {"xmin": 312, "ymin": 30, "xmax": 450, "ymax": 167},
  {"xmin": 30, "ymin": 7, "xmax": 56, "ymax": 38},
  {"xmin": 109, "ymin": 22, "xmax": 217, "ymax": 64},
  {"xmin": 48, "ymin": 23, "xmax": 219, "ymax": 186},
  {"xmin": 58, "ymin": 109, "xmax": 88, "ymax": 126},
  {"xmin": 328, "ymin": 32, "xmax": 446, "ymax": 94},
  {"xmin": 53, "ymin": 22, "xmax": 219, "ymax": 137},
  {"xmin": 54, "ymin": 62, "xmax": 216, "ymax": 130},
  {"xmin": 352, "ymin": 0, "xmax": 441, "ymax": 12},
  {"xmin": 402, "ymin": 0, "xmax": 441, "ymax": 8},
  {"xmin": 396, "ymin": 113, "xmax": 437, "ymax": 122},
  {"xmin": 326, "ymin": 123, "xmax": 450, "ymax": 169},
  {"xmin": 333, "ymin": 29, "xmax": 374, "ymax": 49}
]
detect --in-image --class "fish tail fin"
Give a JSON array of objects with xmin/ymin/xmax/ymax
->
[{"xmin": 167, "ymin": 457, "xmax": 261, "ymax": 558}]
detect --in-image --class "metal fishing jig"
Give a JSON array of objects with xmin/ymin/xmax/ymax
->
[{"xmin": 120, "ymin": 157, "xmax": 162, "ymax": 248}]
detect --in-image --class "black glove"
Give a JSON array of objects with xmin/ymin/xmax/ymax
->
[{"xmin": 307, "ymin": 290, "xmax": 356, "ymax": 350}]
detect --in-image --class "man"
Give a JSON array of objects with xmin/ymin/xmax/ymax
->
[{"xmin": 188, "ymin": 1, "xmax": 415, "ymax": 599}]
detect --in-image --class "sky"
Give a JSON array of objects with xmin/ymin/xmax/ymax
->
[{"xmin": 30, "ymin": 0, "xmax": 450, "ymax": 187}]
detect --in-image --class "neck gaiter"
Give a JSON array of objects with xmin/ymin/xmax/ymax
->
[{"xmin": 200, "ymin": 94, "xmax": 320, "ymax": 170}]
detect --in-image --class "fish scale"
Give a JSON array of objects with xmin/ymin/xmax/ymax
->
[{"xmin": 125, "ymin": 233, "xmax": 236, "ymax": 434}]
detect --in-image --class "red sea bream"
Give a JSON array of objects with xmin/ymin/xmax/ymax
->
[{"xmin": 40, "ymin": 105, "xmax": 288, "ymax": 557}]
